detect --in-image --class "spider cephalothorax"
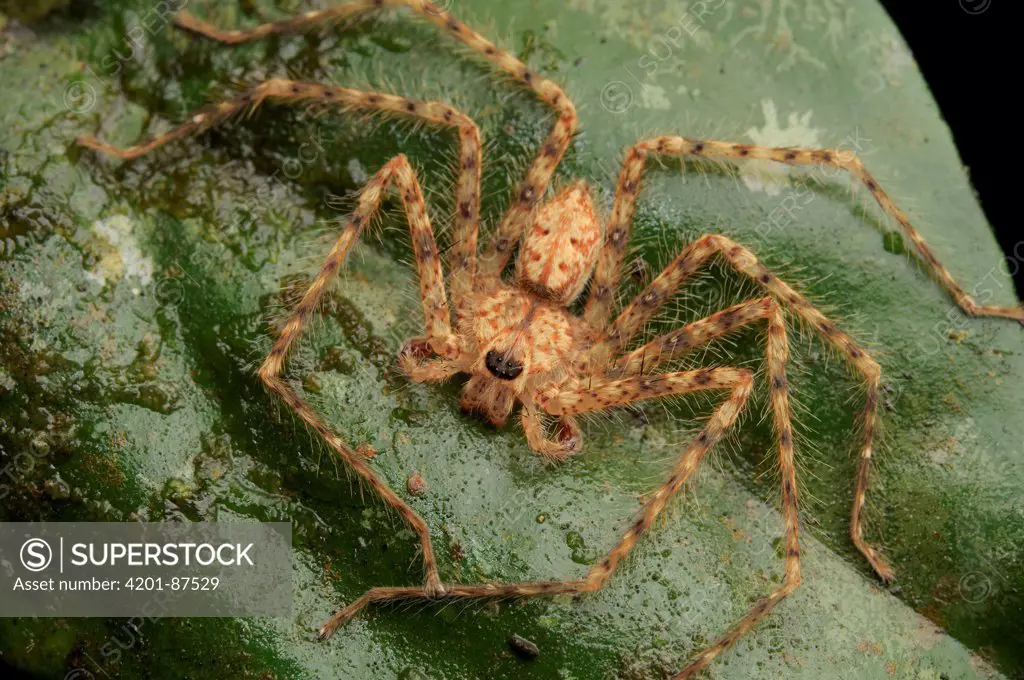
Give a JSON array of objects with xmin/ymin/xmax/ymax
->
[
  {"xmin": 457, "ymin": 287, "xmax": 589, "ymax": 426},
  {"xmin": 448, "ymin": 181, "xmax": 601, "ymax": 431},
  {"xmin": 76, "ymin": 1, "xmax": 1024, "ymax": 678}
]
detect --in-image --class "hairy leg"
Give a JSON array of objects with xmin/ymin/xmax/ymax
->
[
  {"xmin": 171, "ymin": 0, "xmax": 579, "ymax": 285},
  {"xmin": 705, "ymin": 234, "xmax": 892, "ymax": 581},
  {"xmin": 672, "ymin": 304, "xmax": 802, "ymax": 678},
  {"xmin": 534, "ymin": 297, "xmax": 774, "ymax": 458},
  {"xmin": 585, "ymin": 136, "xmax": 1024, "ymax": 330},
  {"xmin": 316, "ymin": 368, "xmax": 752, "ymax": 643},
  {"xmin": 76, "ymin": 79, "xmax": 482, "ymax": 313},
  {"xmin": 601, "ymin": 230, "xmax": 891, "ymax": 580},
  {"xmin": 258, "ymin": 154, "xmax": 453, "ymax": 595},
  {"xmin": 561, "ymin": 295, "xmax": 803, "ymax": 677},
  {"xmin": 553, "ymin": 298, "xmax": 804, "ymax": 677},
  {"xmin": 540, "ymin": 367, "xmax": 750, "ymax": 416},
  {"xmin": 520, "ymin": 402, "xmax": 581, "ymax": 460},
  {"xmin": 608, "ymin": 297, "xmax": 776, "ymax": 378}
]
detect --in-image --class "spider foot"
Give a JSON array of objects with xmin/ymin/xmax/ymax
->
[
  {"xmin": 532, "ymin": 417, "xmax": 582, "ymax": 462},
  {"xmin": 398, "ymin": 336, "xmax": 461, "ymax": 383},
  {"xmin": 874, "ymin": 560, "xmax": 896, "ymax": 585},
  {"xmin": 399, "ymin": 336, "xmax": 436, "ymax": 362},
  {"xmin": 860, "ymin": 542, "xmax": 895, "ymax": 583},
  {"xmin": 425, "ymin": 574, "xmax": 446, "ymax": 598},
  {"xmin": 554, "ymin": 418, "xmax": 582, "ymax": 455}
]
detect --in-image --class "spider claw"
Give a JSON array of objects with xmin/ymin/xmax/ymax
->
[
  {"xmin": 864, "ymin": 545, "xmax": 896, "ymax": 583},
  {"xmin": 555, "ymin": 419, "xmax": 581, "ymax": 454},
  {"xmin": 400, "ymin": 337, "xmax": 435, "ymax": 361},
  {"xmin": 876, "ymin": 563, "xmax": 896, "ymax": 584},
  {"xmin": 425, "ymin": 575, "xmax": 446, "ymax": 598}
]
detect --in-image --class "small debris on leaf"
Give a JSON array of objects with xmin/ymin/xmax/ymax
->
[{"xmin": 508, "ymin": 634, "xmax": 540, "ymax": 660}]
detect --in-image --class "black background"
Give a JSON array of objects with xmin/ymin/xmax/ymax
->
[{"xmin": 877, "ymin": 0, "xmax": 1021, "ymax": 300}]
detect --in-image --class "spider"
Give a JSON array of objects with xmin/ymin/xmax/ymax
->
[{"xmin": 74, "ymin": 1, "xmax": 1024, "ymax": 677}]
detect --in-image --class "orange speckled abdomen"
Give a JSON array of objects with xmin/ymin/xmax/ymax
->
[{"xmin": 516, "ymin": 181, "xmax": 601, "ymax": 304}]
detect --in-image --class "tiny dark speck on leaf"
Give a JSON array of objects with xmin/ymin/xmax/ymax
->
[{"xmin": 509, "ymin": 634, "xmax": 540, "ymax": 660}]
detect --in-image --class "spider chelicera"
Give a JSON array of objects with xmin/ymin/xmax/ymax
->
[{"xmin": 75, "ymin": 1, "xmax": 1024, "ymax": 677}]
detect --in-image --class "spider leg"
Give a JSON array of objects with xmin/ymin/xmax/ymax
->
[
  {"xmin": 316, "ymin": 367, "xmax": 752, "ymax": 641},
  {"xmin": 171, "ymin": 0, "xmax": 579, "ymax": 283},
  {"xmin": 583, "ymin": 143, "xmax": 647, "ymax": 332},
  {"xmin": 674, "ymin": 304, "xmax": 801, "ymax": 679},
  {"xmin": 596, "ymin": 298, "xmax": 802, "ymax": 678},
  {"xmin": 513, "ymin": 291, "xmax": 803, "ymax": 677},
  {"xmin": 258, "ymin": 154, "xmax": 456, "ymax": 596},
  {"xmin": 707, "ymin": 234, "xmax": 893, "ymax": 583},
  {"xmin": 608, "ymin": 297, "xmax": 776, "ymax": 378},
  {"xmin": 603, "ymin": 230, "xmax": 891, "ymax": 581},
  {"xmin": 398, "ymin": 353, "xmax": 462, "ymax": 383},
  {"xmin": 76, "ymin": 80, "xmax": 482, "ymax": 314},
  {"xmin": 540, "ymin": 367, "xmax": 750, "ymax": 416},
  {"xmin": 587, "ymin": 138, "xmax": 903, "ymax": 580},
  {"xmin": 585, "ymin": 136, "xmax": 1024, "ymax": 328}
]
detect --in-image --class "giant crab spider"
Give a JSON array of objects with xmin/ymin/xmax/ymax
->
[{"xmin": 74, "ymin": 1, "xmax": 1024, "ymax": 677}]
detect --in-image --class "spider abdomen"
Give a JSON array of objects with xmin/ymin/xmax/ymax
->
[{"xmin": 515, "ymin": 181, "xmax": 601, "ymax": 305}]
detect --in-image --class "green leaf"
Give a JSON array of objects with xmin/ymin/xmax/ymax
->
[{"xmin": 1, "ymin": 1, "xmax": 1021, "ymax": 679}]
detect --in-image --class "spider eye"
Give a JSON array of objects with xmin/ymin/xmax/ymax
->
[{"xmin": 485, "ymin": 350, "xmax": 523, "ymax": 380}]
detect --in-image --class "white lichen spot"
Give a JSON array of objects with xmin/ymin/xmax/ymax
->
[
  {"xmin": 879, "ymin": 32, "xmax": 915, "ymax": 84},
  {"xmin": 742, "ymin": 98, "xmax": 822, "ymax": 196},
  {"xmin": 731, "ymin": 0, "xmax": 828, "ymax": 71},
  {"xmin": 852, "ymin": 30, "xmax": 915, "ymax": 91},
  {"xmin": 639, "ymin": 84, "xmax": 671, "ymax": 110},
  {"xmin": 87, "ymin": 215, "xmax": 154, "ymax": 290},
  {"xmin": 347, "ymin": 157, "xmax": 368, "ymax": 185}
]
